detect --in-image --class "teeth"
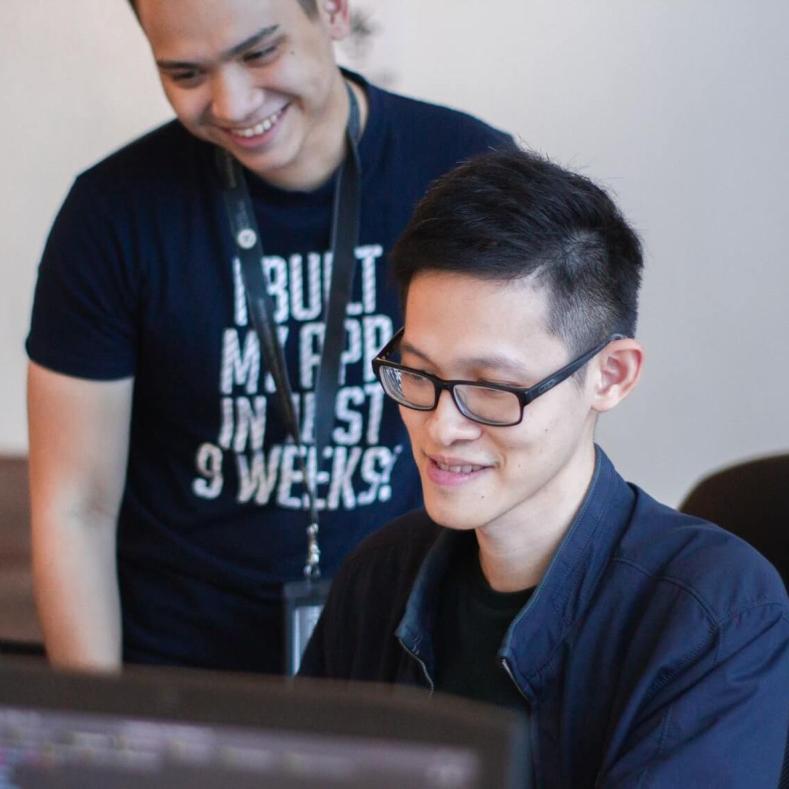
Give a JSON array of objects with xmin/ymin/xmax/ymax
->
[
  {"xmin": 233, "ymin": 109, "xmax": 283, "ymax": 138},
  {"xmin": 436, "ymin": 461, "xmax": 481, "ymax": 474}
]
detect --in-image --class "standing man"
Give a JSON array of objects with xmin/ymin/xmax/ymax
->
[
  {"xmin": 26, "ymin": 0, "xmax": 510, "ymax": 673},
  {"xmin": 301, "ymin": 150, "xmax": 789, "ymax": 786}
]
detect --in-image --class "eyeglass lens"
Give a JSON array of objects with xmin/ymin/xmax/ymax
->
[
  {"xmin": 454, "ymin": 384, "xmax": 521, "ymax": 425},
  {"xmin": 378, "ymin": 366, "xmax": 521, "ymax": 425}
]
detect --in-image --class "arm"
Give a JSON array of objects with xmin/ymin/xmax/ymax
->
[
  {"xmin": 600, "ymin": 602, "xmax": 789, "ymax": 788},
  {"xmin": 27, "ymin": 362, "xmax": 133, "ymax": 671}
]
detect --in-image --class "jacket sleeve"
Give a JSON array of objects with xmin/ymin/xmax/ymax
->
[{"xmin": 599, "ymin": 602, "xmax": 789, "ymax": 788}]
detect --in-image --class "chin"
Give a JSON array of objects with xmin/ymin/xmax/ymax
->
[{"xmin": 423, "ymin": 496, "xmax": 482, "ymax": 532}]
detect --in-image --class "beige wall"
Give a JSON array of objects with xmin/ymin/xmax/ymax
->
[{"xmin": 2, "ymin": 0, "xmax": 788, "ymax": 505}]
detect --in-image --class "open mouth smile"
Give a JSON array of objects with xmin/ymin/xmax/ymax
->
[
  {"xmin": 426, "ymin": 455, "xmax": 492, "ymax": 486},
  {"xmin": 225, "ymin": 105, "xmax": 288, "ymax": 140},
  {"xmin": 434, "ymin": 460, "xmax": 487, "ymax": 474}
]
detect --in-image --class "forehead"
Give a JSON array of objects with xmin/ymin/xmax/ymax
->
[
  {"xmin": 402, "ymin": 271, "xmax": 568, "ymax": 372},
  {"xmin": 136, "ymin": 0, "xmax": 313, "ymax": 54}
]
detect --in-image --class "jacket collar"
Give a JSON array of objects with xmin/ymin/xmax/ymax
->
[
  {"xmin": 395, "ymin": 524, "xmax": 460, "ymax": 680},
  {"xmin": 395, "ymin": 447, "xmax": 636, "ymax": 698}
]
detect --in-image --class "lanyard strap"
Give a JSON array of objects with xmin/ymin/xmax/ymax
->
[{"xmin": 217, "ymin": 83, "xmax": 362, "ymax": 580}]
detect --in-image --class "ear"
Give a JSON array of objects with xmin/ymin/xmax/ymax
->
[
  {"xmin": 589, "ymin": 338, "xmax": 644, "ymax": 413},
  {"xmin": 319, "ymin": 0, "xmax": 352, "ymax": 41}
]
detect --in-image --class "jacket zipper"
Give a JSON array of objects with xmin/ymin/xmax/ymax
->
[
  {"xmin": 500, "ymin": 657, "xmax": 529, "ymax": 702},
  {"xmin": 502, "ymin": 657, "xmax": 541, "ymax": 789},
  {"xmin": 398, "ymin": 637, "xmax": 435, "ymax": 694}
]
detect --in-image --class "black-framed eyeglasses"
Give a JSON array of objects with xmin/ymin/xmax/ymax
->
[{"xmin": 372, "ymin": 328, "xmax": 622, "ymax": 427}]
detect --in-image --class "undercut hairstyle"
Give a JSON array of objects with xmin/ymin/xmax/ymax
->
[
  {"xmin": 390, "ymin": 149, "xmax": 643, "ymax": 355},
  {"xmin": 126, "ymin": 0, "xmax": 319, "ymax": 18}
]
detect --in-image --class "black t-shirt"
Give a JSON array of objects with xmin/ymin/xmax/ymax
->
[
  {"xmin": 26, "ymin": 73, "xmax": 512, "ymax": 672},
  {"xmin": 435, "ymin": 534, "xmax": 534, "ymax": 711}
]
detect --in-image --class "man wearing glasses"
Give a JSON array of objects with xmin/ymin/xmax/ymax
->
[{"xmin": 301, "ymin": 150, "xmax": 789, "ymax": 785}]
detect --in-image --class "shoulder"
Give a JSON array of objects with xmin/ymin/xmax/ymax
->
[
  {"xmin": 587, "ymin": 488, "xmax": 789, "ymax": 784},
  {"xmin": 382, "ymin": 87, "xmax": 509, "ymax": 142},
  {"xmin": 612, "ymin": 487, "xmax": 788, "ymax": 625},
  {"xmin": 335, "ymin": 508, "xmax": 441, "ymax": 588},
  {"xmin": 72, "ymin": 120, "xmax": 209, "ymax": 199},
  {"xmin": 52, "ymin": 121, "xmax": 216, "ymax": 241},
  {"xmin": 327, "ymin": 509, "xmax": 442, "ymax": 613},
  {"xmin": 364, "ymin": 79, "xmax": 514, "ymax": 162}
]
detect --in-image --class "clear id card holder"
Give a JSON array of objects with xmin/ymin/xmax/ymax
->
[{"xmin": 283, "ymin": 577, "xmax": 332, "ymax": 675}]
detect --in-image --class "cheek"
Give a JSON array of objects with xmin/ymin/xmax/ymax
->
[
  {"xmin": 400, "ymin": 408, "xmax": 427, "ymax": 451},
  {"xmin": 495, "ymin": 432, "xmax": 535, "ymax": 474},
  {"xmin": 496, "ymin": 408, "xmax": 559, "ymax": 471},
  {"xmin": 162, "ymin": 88, "xmax": 199, "ymax": 122},
  {"xmin": 399, "ymin": 407, "xmax": 417, "ymax": 436},
  {"xmin": 290, "ymin": 48, "xmax": 337, "ymax": 100}
]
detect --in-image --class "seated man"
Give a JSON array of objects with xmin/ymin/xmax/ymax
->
[{"xmin": 300, "ymin": 150, "xmax": 789, "ymax": 786}]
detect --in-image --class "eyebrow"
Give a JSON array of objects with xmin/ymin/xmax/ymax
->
[
  {"xmin": 156, "ymin": 25, "xmax": 280, "ymax": 70},
  {"xmin": 400, "ymin": 340, "xmax": 532, "ymax": 380}
]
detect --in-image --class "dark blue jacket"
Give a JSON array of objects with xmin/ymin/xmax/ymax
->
[{"xmin": 301, "ymin": 448, "xmax": 789, "ymax": 787}]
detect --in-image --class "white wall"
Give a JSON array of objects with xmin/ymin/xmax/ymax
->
[
  {"xmin": 2, "ymin": 0, "xmax": 788, "ymax": 505},
  {"xmin": 1, "ymin": 0, "xmax": 171, "ymax": 448}
]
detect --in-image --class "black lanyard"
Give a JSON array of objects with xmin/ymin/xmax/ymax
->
[{"xmin": 217, "ymin": 83, "xmax": 362, "ymax": 579}]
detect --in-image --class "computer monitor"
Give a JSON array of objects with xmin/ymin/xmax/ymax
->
[{"xmin": 0, "ymin": 661, "xmax": 528, "ymax": 788}]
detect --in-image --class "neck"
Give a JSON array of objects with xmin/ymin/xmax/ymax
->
[
  {"xmin": 258, "ymin": 74, "xmax": 367, "ymax": 191},
  {"xmin": 475, "ymin": 442, "xmax": 597, "ymax": 593}
]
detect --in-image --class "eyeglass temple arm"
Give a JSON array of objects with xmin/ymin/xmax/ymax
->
[{"xmin": 524, "ymin": 333, "xmax": 626, "ymax": 404}]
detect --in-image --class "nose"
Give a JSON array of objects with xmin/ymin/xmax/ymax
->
[
  {"xmin": 426, "ymin": 390, "xmax": 482, "ymax": 447},
  {"xmin": 210, "ymin": 66, "xmax": 261, "ymax": 124}
]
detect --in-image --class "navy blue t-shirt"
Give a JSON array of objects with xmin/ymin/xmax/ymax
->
[{"xmin": 27, "ymin": 75, "xmax": 512, "ymax": 672}]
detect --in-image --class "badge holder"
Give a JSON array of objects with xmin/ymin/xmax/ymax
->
[{"xmin": 283, "ymin": 577, "xmax": 333, "ymax": 676}]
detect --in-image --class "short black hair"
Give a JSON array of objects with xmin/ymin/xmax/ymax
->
[
  {"xmin": 127, "ymin": 0, "xmax": 319, "ymax": 19},
  {"xmin": 391, "ymin": 149, "xmax": 643, "ymax": 355}
]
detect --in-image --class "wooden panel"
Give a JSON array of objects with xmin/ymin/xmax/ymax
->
[{"xmin": 0, "ymin": 456, "xmax": 41, "ymax": 643}]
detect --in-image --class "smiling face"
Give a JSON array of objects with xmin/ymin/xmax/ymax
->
[
  {"xmin": 136, "ymin": 0, "xmax": 350, "ymax": 189},
  {"xmin": 399, "ymin": 271, "xmax": 603, "ymax": 538}
]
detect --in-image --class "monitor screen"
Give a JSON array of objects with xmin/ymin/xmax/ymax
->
[{"xmin": 0, "ymin": 662, "xmax": 527, "ymax": 788}]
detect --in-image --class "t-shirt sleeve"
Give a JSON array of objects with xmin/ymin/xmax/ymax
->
[{"xmin": 26, "ymin": 173, "xmax": 140, "ymax": 380}]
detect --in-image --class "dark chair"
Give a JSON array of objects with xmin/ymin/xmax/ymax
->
[
  {"xmin": 680, "ymin": 453, "xmax": 788, "ymax": 588},
  {"xmin": 680, "ymin": 453, "xmax": 789, "ymax": 788}
]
